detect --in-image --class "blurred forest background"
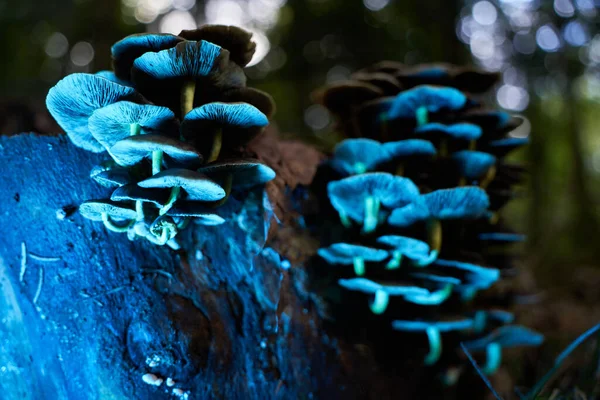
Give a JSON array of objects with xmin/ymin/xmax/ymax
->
[{"xmin": 1, "ymin": 0, "xmax": 600, "ymax": 313}]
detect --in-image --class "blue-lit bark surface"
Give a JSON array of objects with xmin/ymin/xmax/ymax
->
[{"xmin": 0, "ymin": 133, "xmax": 440, "ymax": 400}]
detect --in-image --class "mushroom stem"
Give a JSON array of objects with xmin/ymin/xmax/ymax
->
[
  {"xmin": 152, "ymin": 150, "xmax": 163, "ymax": 175},
  {"xmin": 424, "ymin": 326, "xmax": 442, "ymax": 366},
  {"xmin": 176, "ymin": 217, "xmax": 191, "ymax": 230},
  {"xmin": 159, "ymin": 186, "xmax": 181, "ymax": 216},
  {"xmin": 413, "ymin": 249, "xmax": 439, "ymax": 268},
  {"xmin": 129, "ymin": 123, "xmax": 141, "ymax": 137},
  {"xmin": 352, "ymin": 257, "xmax": 365, "ymax": 276},
  {"xmin": 101, "ymin": 212, "xmax": 134, "ymax": 233},
  {"xmin": 482, "ymin": 342, "xmax": 502, "ymax": 375},
  {"xmin": 213, "ymin": 173, "xmax": 233, "ymax": 207},
  {"xmin": 427, "ymin": 219, "xmax": 442, "ymax": 253},
  {"xmin": 338, "ymin": 211, "xmax": 352, "ymax": 228},
  {"xmin": 473, "ymin": 311, "xmax": 487, "ymax": 334},
  {"xmin": 386, "ymin": 251, "xmax": 402, "ymax": 270},
  {"xmin": 353, "ymin": 162, "xmax": 367, "ymax": 175},
  {"xmin": 370, "ymin": 289, "xmax": 389, "ymax": 314},
  {"xmin": 479, "ymin": 165, "xmax": 497, "ymax": 189},
  {"xmin": 395, "ymin": 163, "xmax": 404, "ymax": 176},
  {"xmin": 135, "ymin": 200, "xmax": 144, "ymax": 221},
  {"xmin": 207, "ymin": 128, "xmax": 223, "ymax": 163},
  {"xmin": 181, "ymin": 80, "xmax": 196, "ymax": 117},
  {"xmin": 166, "ymin": 238, "xmax": 181, "ymax": 250},
  {"xmin": 416, "ymin": 106, "xmax": 428, "ymax": 127},
  {"xmin": 362, "ymin": 196, "xmax": 380, "ymax": 234}
]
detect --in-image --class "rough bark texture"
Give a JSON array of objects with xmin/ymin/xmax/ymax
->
[{"xmin": 0, "ymin": 131, "xmax": 469, "ymax": 400}]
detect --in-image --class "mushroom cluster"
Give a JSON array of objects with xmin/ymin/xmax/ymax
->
[
  {"xmin": 307, "ymin": 62, "xmax": 542, "ymax": 380},
  {"xmin": 46, "ymin": 25, "xmax": 276, "ymax": 248}
]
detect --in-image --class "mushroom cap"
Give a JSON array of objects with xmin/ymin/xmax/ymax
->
[
  {"xmin": 79, "ymin": 199, "xmax": 137, "ymax": 221},
  {"xmin": 452, "ymin": 150, "xmax": 497, "ymax": 180},
  {"xmin": 318, "ymin": 243, "xmax": 388, "ymax": 265},
  {"xmin": 387, "ymin": 199, "xmax": 431, "ymax": 228},
  {"xmin": 350, "ymin": 71, "xmax": 402, "ymax": 95},
  {"xmin": 182, "ymin": 102, "xmax": 268, "ymax": 134},
  {"xmin": 179, "ymin": 25, "xmax": 256, "ymax": 67},
  {"xmin": 197, "ymin": 159, "xmax": 275, "ymax": 188},
  {"xmin": 328, "ymin": 173, "xmax": 420, "ymax": 223},
  {"xmin": 137, "ymin": 168, "xmax": 225, "ymax": 201},
  {"xmin": 431, "ymin": 259, "xmax": 500, "ymax": 291},
  {"xmin": 90, "ymin": 164, "xmax": 132, "ymax": 188},
  {"xmin": 109, "ymin": 134, "xmax": 203, "ymax": 168},
  {"xmin": 462, "ymin": 325, "xmax": 544, "ymax": 351},
  {"xmin": 218, "ymin": 87, "xmax": 276, "ymax": 118},
  {"xmin": 376, "ymin": 235, "xmax": 432, "ymax": 263},
  {"xmin": 394, "ymin": 63, "xmax": 500, "ymax": 93},
  {"xmin": 330, "ymin": 138, "xmax": 390, "ymax": 176},
  {"xmin": 382, "ymin": 139, "xmax": 437, "ymax": 158},
  {"xmin": 46, "ymin": 74, "xmax": 144, "ymax": 152},
  {"xmin": 166, "ymin": 202, "xmax": 226, "ymax": 225},
  {"xmin": 392, "ymin": 318, "xmax": 475, "ymax": 332},
  {"xmin": 89, "ymin": 102, "xmax": 178, "ymax": 150},
  {"xmin": 422, "ymin": 187, "xmax": 490, "ymax": 220},
  {"xmin": 478, "ymin": 233, "xmax": 526, "ymax": 243},
  {"xmin": 415, "ymin": 122, "xmax": 482, "ymax": 141},
  {"xmin": 111, "ymin": 33, "xmax": 183, "ymax": 80},
  {"xmin": 315, "ymin": 81, "xmax": 383, "ymax": 115},
  {"xmin": 338, "ymin": 278, "xmax": 430, "ymax": 297},
  {"xmin": 484, "ymin": 137, "xmax": 529, "ymax": 157},
  {"xmin": 460, "ymin": 109, "xmax": 523, "ymax": 132},
  {"xmin": 387, "ymin": 85, "xmax": 468, "ymax": 120},
  {"xmin": 95, "ymin": 70, "xmax": 132, "ymax": 87},
  {"xmin": 111, "ymin": 184, "xmax": 170, "ymax": 207},
  {"xmin": 133, "ymin": 40, "xmax": 222, "ymax": 80}
]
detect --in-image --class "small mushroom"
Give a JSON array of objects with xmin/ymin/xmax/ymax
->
[
  {"xmin": 430, "ymin": 259, "xmax": 500, "ymax": 295},
  {"xmin": 46, "ymin": 73, "xmax": 144, "ymax": 152},
  {"xmin": 109, "ymin": 134, "xmax": 203, "ymax": 169},
  {"xmin": 328, "ymin": 172, "xmax": 420, "ymax": 233},
  {"xmin": 382, "ymin": 139, "xmax": 436, "ymax": 175},
  {"xmin": 111, "ymin": 184, "xmax": 170, "ymax": 207},
  {"xmin": 166, "ymin": 202, "xmax": 226, "ymax": 226},
  {"xmin": 90, "ymin": 164, "xmax": 132, "ymax": 188},
  {"xmin": 317, "ymin": 243, "xmax": 388, "ymax": 276},
  {"xmin": 181, "ymin": 102, "xmax": 269, "ymax": 162},
  {"xmin": 423, "ymin": 187, "xmax": 490, "ymax": 220},
  {"xmin": 391, "ymin": 318, "xmax": 476, "ymax": 365},
  {"xmin": 452, "ymin": 150, "xmax": 497, "ymax": 187},
  {"xmin": 79, "ymin": 200, "xmax": 136, "ymax": 233},
  {"xmin": 483, "ymin": 137, "xmax": 529, "ymax": 157},
  {"xmin": 179, "ymin": 25, "xmax": 256, "ymax": 67},
  {"xmin": 385, "ymin": 85, "xmax": 469, "ymax": 126},
  {"xmin": 415, "ymin": 122, "xmax": 482, "ymax": 155},
  {"xmin": 111, "ymin": 33, "xmax": 183, "ymax": 81},
  {"xmin": 138, "ymin": 168, "xmax": 225, "ymax": 202},
  {"xmin": 461, "ymin": 325, "xmax": 544, "ymax": 375},
  {"xmin": 376, "ymin": 235, "xmax": 438, "ymax": 269},
  {"xmin": 88, "ymin": 102, "xmax": 178, "ymax": 151},
  {"xmin": 218, "ymin": 87, "xmax": 276, "ymax": 119},
  {"xmin": 330, "ymin": 138, "xmax": 391, "ymax": 176}
]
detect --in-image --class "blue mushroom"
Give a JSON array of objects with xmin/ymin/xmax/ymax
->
[
  {"xmin": 88, "ymin": 101, "xmax": 178, "ymax": 151},
  {"xmin": 376, "ymin": 235, "xmax": 438, "ymax": 269},
  {"xmin": 462, "ymin": 325, "xmax": 544, "ymax": 375},
  {"xmin": 181, "ymin": 102, "xmax": 269, "ymax": 162},
  {"xmin": 318, "ymin": 243, "xmax": 388, "ymax": 276},
  {"xmin": 392, "ymin": 318, "xmax": 475, "ymax": 365},
  {"xmin": 90, "ymin": 164, "xmax": 132, "ymax": 188},
  {"xmin": 429, "ymin": 259, "xmax": 500, "ymax": 299},
  {"xmin": 415, "ymin": 122, "xmax": 482, "ymax": 141},
  {"xmin": 485, "ymin": 137, "xmax": 529, "ymax": 157},
  {"xmin": 478, "ymin": 232, "xmax": 526, "ymax": 243},
  {"xmin": 386, "ymin": 85, "xmax": 468, "ymax": 126},
  {"xmin": 46, "ymin": 74, "xmax": 144, "ymax": 152},
  {"xmin": 96, "ymin": 70, "xmax": 132, "ymax": 87},
  {"xmin": 79, "ymin": 200, "xmax": 137, "ymax": 233},
  {"xmin": 330, "ymin": 138, "xmax": 390, "ymax": 175},
  {"xmin": 452, "ymin": 150, "xmax": 497, "ymax": 187},
  {"xmin": 327, "ymin": 172, "xmax": 421, "ymax": 234}
]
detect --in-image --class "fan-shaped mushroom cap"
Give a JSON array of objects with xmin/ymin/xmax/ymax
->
[
  {"xmin": 316, "ymin": 81, "xmax": 383, "ymax": 115},
  {"xmin": 376, "ymin": 235, "xmax": 435, "ymax": 265},
  {"xmin": 350, "ymin": 72, "xmax": 402, "ymax": 95},
  {"xmin": 431, "ymin": 259, "xmax": 500, "ymax": 291},
  {"xmin": 484, "ymin": 137, "xmax": 529, "ymax": 157},
  {"xmin": 387, "ymin": 85, "xmax": 468, "ymax": 120},
  {"xmin": 338, "ymin": 278, "xmax": 430, "ymax": 297},
  {"xmin": 197, "ymin": 159, "xmax": 275, "ymax": 188},
  {"xmin": 330, "ymin": 139, "xmax": 390, "ymax": 176},
  {"xmin": 46, "ymin": 74, "xmax": 144, "ymax": 152},
  {"xmin": 415, "ymin": 122, "xmax": 482, "ymax": 141},
  {"xmin": 79, "ymin": 200, "xmax": 137, "ymax": 221},
  {"xmin": 179, "ymin": 25, "xmax": 256, "ymax": 67},
  {"xmin": 90, "ymin": 164, "xmax": 132, "ymax": 187},
  {"xmin": 181, "ymin": 102, "xmax": 268, "ymax": 138},
  {"xmin": 137, "ymin": 169, "xmax": 225, "ymax": 201},
  {"xmin": 110, "ymin": 184, "xmax": 170, "ymax": 207},
  {"xmin": 382, "ymin": 139, "xmax": 437, "ymax": 158},
  {"xmin": 327, "ymin": 173, "xmax": 420, "ymax": 223},
  {"xmin": 387, "ymin": 199, "xmax": 431, "ymax": 228},
  {"xmin": 452, "ymin": 151, "xmax": 497, "ymax": 180},
  {"xmin": 111, "ymin": 33, "xmax": 183, "ymax": 80},
  {"xmin": 166, "ymin": 203, "xmax": 226, "ymax": 226},
  {"xmin": 89, "ymin": 102, "xmax": 178, "ymax": 150},
  {"xmin": 96, "ymin": 70, "xmax": 131, "ymax": 87},
  {"xmin": 392, "ymin": 318, "xmax": 475, "ymax": 332},
  {"xmin": 478, "ymin": 233, "xmax": 526, "ymax": 243},
  {"xmin": 423, "ymin": 187, "xmax": 490, "ymax": 220},
  {"xmin": 318, "ymin": 243, "xmax": 388, "ymax": 265},
  {"xmin": 462, "ymin": 325, "xmax": 544, "ymax": 351},
  {"xmin": 109, "ymin": 134, "xmax": 203, "ymax": 168},
  {"xmin": 218, "ymin": 87, "xmax": 276, "ymax": 118}
]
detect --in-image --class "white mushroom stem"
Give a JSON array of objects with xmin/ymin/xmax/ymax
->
[
  {"xmin": 141, "ymin": 373, "xmax": 163, "ymax": 387},
  {"xmin": 370, "ymin": 289, "xmax": 389, "ymax": 315},
  {"xmin": 159, "ymin": 186, "xmax": 181, "ymax": 216},
  {"xmin": 101, "ymin": 213, "xmax": 134, "ymax": 233},
  {"xmin": 362, "ymin": 196, "xmax": 380, "ymax": 234},
  {"xmin": 482, "ymin": 342, "xmax": 502, "ymax": 375},
  {"xmin": 352, "ymin": 257, "xmax": 365, "ymax": 276},
  {"xmin": 385, "ymin": 251, "xmax": 402, "ymax": 270}
]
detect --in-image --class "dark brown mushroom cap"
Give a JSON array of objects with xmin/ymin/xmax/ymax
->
[
  {"xmin": 357, "ymin": 60, "xmax": 405, "ymax": 75},
  {"xmin": 110, "ymin": 184, "xmax": 170, "ymax": 207},
  {"xmin": 393, "ymin": 63, "xmax": 500, "ymax": 93},
  {"xmin": 90, "ymin": 164, "xmax": 132, "ymax": 188},
  {"xmin": 197, "ymin": 159, "xmax": 276, "ymax": 188},
  {"xmin": 314, "ymin": 81, "xmax": 384, "ymax": 116},
  {"xmin": 166, "ymin": 202, "xmax": 226, "ymax": 225},
  {"xmin": 137, "ymin": 168, "xmax": 225, "ymax": 201},
  {"xmin": 350, "ymin": 72, "xmax": 402, "ymax": 95},
  {"xmin": 109, "ymin": 134, "xmax": 203, "ymax": 168},
  {"xmin": 218, "ymin": 87, "xmax": 276, "ymax": 119},
  {"xmin": 79, "ymin": 200, "xmax": 137, "ymax": 221},
  {"xmin": 179, "ymin": 25, "xmax": 256, "ymax": 67},
  {"xmin": 111, "ymin": 33, "xmax": 184, "ymax": 81}
]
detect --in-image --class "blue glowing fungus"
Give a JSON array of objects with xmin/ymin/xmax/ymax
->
[
  {"xmin": 88, "ymin": 101, "xmax": 178, "ymax": 150},
  {"xmin": 452, "ymin": 151, "xmax": 497, "ymax": 184},
  {"xmin": 96, "ymin": 70, "xmax": 132, "ymax": 87},
  {"xmin": 429, "ymin": 259, "xmax": 500, "ymax": 294},
  {"xmin": 386, "ymin": 85, "xmax": 467, "ymax": 125},
  {"xmin": 327, "ymin": 172, "xmax": 420, "ymax": 233},
  {"xmin": 376, "ymin": 235, "xmax": 438, "ymax": 268},
  {"xmin": 415, "ymin": 122, "xmax": 482, "ymax": 141},
  {"xmin": 478, "ymin": 233, "xmax": 527, "ymax": 243},
  {"xmin": 79, "ymin": 200, "xmax": 137, "ymax": 233},
  {"xmin": 90, "ymin": 164, "xmax": 132, "ymax": 188},
  {"xmin": 382, "ymin": 139, "xmax": 437, "ymax": 159},
  {"xmin": 197, "ymin": 159, "xmax": 276, "ymax": 189},
  {"xmin": 110, "ymin": 184, "xmax": 170, "ymax": 208},
  {"xmin": 109, "ymin": 134, "xmax": 203, "ymax": 169},
  {"xmin": 422, "ymin": 187, "xmax": 490, "ymax": 220},
  {"xmin": 318, "ymin": 243, "xmax": 388, "ymax": 276},
  {"xmin": 330, "ymin": 138, "xmax": 390, "ymax": 175},
  {"xmin": 46, "ymin": 74, "xmax": 144, "ymax": 152},
  {"xmin": 138, "ymin": 169, "xmax": 225, "ymax": 202},
  {"xmin": 165, "ymin": 203, "xmax": 226, "ymax": 226}
]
